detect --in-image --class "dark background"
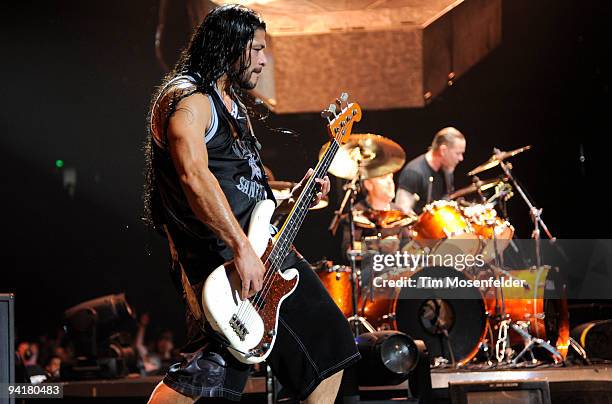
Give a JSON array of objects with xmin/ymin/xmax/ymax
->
[{"xmin": 1, "ymin": 0, "xmax": 610, "ymax": 344}]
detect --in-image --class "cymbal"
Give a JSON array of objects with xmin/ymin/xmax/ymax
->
[
  {"xmin": 320, "ymin": 133, "xmax": 406, "ymax": 180},
  {"xmin": 353, "ymin": 209, "xmax": 417, "ymax": 229},
  {"xmin": 269, "ymin": 180, "xmax": 328, "ymax": 213},
  {"xmin": 269, "ymin": 180, "xmax": 294, "ymax": 200},
  {"xmin": 449, "ymin": 177, "xmax": 502, "ymax": 200},
  {"xmin": 468, "ymin": 145, "xmax": 532, "ymax": 176}
]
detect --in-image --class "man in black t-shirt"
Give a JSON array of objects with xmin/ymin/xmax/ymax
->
[{"xmin": 396, "ymin": 127, "xmax": 466, "ymax": 214}]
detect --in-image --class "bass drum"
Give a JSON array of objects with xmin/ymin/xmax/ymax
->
[
  {"xmin": 483, "ymin": 266, "xmax": 570, "ymax": 359},
  {"xmin": 362, "ymin": 266, "xmax": 487, "ymax": 366}
]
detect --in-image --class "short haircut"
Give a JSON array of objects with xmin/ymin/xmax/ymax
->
[{"xmin": 431, "ymin": 127, "xmax": 465, "ymax": 151}]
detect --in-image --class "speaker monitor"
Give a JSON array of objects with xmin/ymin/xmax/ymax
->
[{"xmin": 0, "ymin": 293, "xmax": 15, "ymax": 404}]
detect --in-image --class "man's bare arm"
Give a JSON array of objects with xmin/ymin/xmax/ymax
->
[
  {"xmin": 395, "ymin": 188, "xmax": 417, "ymax": 215},
  {"xmin": 166, "ymin": 94, "xmax": 265, "ymax": 298}
]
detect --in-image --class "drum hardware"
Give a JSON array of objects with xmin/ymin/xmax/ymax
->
[
  {"xmin": 485, "ymin": 266, "xmax": 569, "ymax": 364},
  {"xmin": 329, "ymin": 176, "xmax": 360, "ymax": 236},
  {"xmin": 488, "ymin": 146, "xmax": 566, "ymax": 267},
  {"xmin": 567, "ymin": 337, "xmax": 591, "ymax": 364},
  {"xmin": 510, "ymin": 321, "xmax": 563, "ymax": 364},
  {"xmin": 449, "ymin": 177, "xmax": 503, "ymax": 200},
  {"xmin": 468, "ymin": 146, "xmax": 567, "ymax": 365},
  {"xmin": 324, "ymin": 133, "xmax": 407, "ymax": 337},
  {"xmin": 327, "ymin": 165, "xmax": 374, "ymax": 336},
  {"xmin": 487, "ymin": 182, "xmax": 513, "ymax": 205}
]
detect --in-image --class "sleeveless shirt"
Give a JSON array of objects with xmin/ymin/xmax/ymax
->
[{"xmin": 150, "ymin": 74, "xmax": 274, "ymax": 283}]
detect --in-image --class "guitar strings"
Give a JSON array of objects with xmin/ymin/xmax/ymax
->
[
  {"xmin": 248, "ymin": 139, "xmax": 338, "ymax": 312},
  {"xmin": 237, "ymin": 137, "xmax": 341, "ymax": 328},
  {"xmin": 236, "ymin": 139, "xmax": 339, "ymax": 327}
]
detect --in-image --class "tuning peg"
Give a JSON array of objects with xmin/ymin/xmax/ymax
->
[
  {"xmin": 320, "ymin": 109, "xmax": 334, "ymax": 122},
  {"xmin": 336, "ymin": 93, "xmax": 349, "ymax": 109},
  {"xmin": 328, "ymin": 103, "xmax": 337, "ymax": 115}
]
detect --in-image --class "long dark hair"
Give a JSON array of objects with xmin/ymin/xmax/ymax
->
[
  {"xmin": 143, "ymin": 4, "xmax": 266, "ymax": 228},
  {"xmin": 175, "ymin": 4, "xmax": 266, "ymax": 87}
]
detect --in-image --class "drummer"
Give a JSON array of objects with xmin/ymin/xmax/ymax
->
[
  {"xmin": 395, "ymin": 127, "xmax": 466, "ymax": 214},
  {"xmin": 341, "ymin": 172, "xmax": 410, "ymax": 254}
]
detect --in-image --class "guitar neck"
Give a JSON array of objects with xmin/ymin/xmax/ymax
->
[{"xmin": 269, "ymin": 140, "xmax": 340, "ymax": 267}]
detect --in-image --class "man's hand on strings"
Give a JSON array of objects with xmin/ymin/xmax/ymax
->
[{"xmin": 289, "ymin": 168, "xmax": 331, "ymax": 208}]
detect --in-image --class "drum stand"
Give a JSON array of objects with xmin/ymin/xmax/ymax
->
[
  {"xmin": 489, "ymin": 148, "xmax": 564, "ymax": 364},
  {"xmin": 329, "ymin": 176, "xmax": 375, "ymax": 336},
  {"xmin": 493, "ymin": 148, "xmax": 559, "ymax": 268},
  {"xmin": 510, "ymin": 322, "xmax": 563, "ymax": 364},
  {"xmin": 474, "ymin": 180, "xmax": 509, "ymax": 365}
]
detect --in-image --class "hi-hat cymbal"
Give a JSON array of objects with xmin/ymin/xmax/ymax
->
[
  {"xmin": 468, "ymin": 145, "xmax": 531, "ymax": 176},
  {"xmin": 449, "ymin": 177, "xmax": 503, "ymax": 200},
  {"xmin": 320, "ymin": 133, "xmax": 406, "ymax": 180}
]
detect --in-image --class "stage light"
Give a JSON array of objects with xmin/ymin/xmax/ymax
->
[
  {"xmin": 355, "ymin": 331, "xmax": 419, "ymax": 386},
  {"xmin": 55, "ymin": 159, "xmax": 64, "ymax": 168},
  {"xmin": 63, "ymin": 293, "xmax": 137, "ymax": 380}
]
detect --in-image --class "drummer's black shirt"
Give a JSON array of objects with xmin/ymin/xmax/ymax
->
[{"xmin": 397, "ymin": 153, "xmax": 453, "ymax": 213}]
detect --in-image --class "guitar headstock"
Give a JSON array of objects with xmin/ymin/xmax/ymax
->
[{"xmin": 321, "ymin": 92, "xmax": 362, "ymax": 145}]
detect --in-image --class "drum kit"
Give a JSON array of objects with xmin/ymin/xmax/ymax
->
[{"xmin": 270, "ymin": 134, "xmax": 569, "ymax": 367}]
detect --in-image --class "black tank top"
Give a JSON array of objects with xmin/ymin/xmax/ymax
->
[{"xmin": 150, "ymin": 75, "xmax": 274, "ymax": 283}]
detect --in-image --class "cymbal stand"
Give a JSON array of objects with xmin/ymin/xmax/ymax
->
[
  {"xmin": 492, "ymin": 148, "xmax": 564, "ymax": 364},
  {"xmin": 329, "ymin": 176, "xmax": 375, "ymax": 336},
  {"xmin": 493, "ymin": 147, "xmax": 556, "ymax": 268},
  {"xmin": 474, "ymin": 175, "xmax": 508, "ymax": 356}
]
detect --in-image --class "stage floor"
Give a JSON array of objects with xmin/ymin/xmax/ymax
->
[{"xmin": 56, "ymin": 364, "xmax": 612, "ymax": 403}]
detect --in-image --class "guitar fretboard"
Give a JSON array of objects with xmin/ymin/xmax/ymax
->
[{"xmin": 266, "ymin": 139, "xmax": 340, "ymax": 271}]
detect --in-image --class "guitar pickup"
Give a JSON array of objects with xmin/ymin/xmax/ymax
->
[{"xmin": 229, "ymin": 314, "xmax": 249, "ymax": 341}]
